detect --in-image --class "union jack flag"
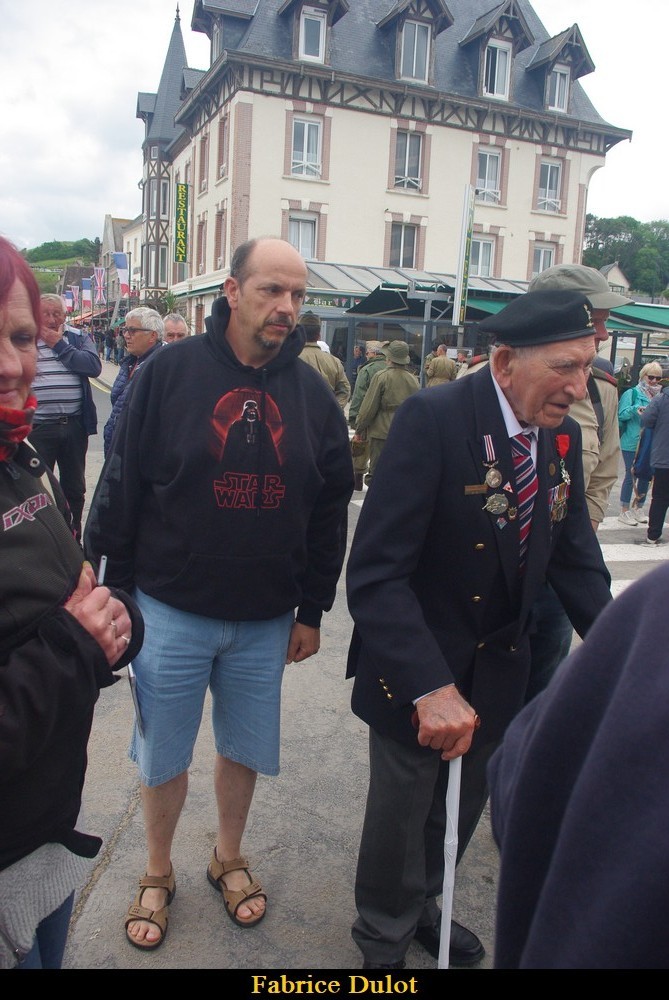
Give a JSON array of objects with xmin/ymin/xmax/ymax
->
[
  {"xmin": 69, "ymin": 285, "xmax": 80, "ymax": 310},
  {"xmin": 94, "ymin": 266, "xmax": 106, "ymax": 304}
]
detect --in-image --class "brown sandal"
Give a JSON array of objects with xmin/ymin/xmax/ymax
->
[
  {"xmin": 124, "ymin": 865, "xmax": 176, "ymax": 950},
  {"xmin": 207, "ymin": 851, "xmax": 267, "ymax": 928}
]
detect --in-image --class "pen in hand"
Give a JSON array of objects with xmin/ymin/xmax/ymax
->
[{"xmin": 97, "ymin": 555, "xmax": 108, "ymax": 586}]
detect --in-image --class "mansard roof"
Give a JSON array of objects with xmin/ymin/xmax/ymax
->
[{"xmin": 177, "ymin": 0, "xmax": 627, "ymax": 137}]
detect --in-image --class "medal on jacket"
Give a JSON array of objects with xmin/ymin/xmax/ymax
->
[
  {"xmin": 481, "ymin": 435, "xmax": 512, "ymax": 520},
  {"xmin": 550, "ymin": 434, "xmax": 571, "ymax": 522},
  {"xmin": 556, "ymin": 434, "xmax": 571, "ymax": 485},
  {"xmin": 483, "ymin": 492, "xmax": 509, "ymax": 515},
  {"xmin": 481, "ymin": 434, "xmax": 502, "ymax": 487}
]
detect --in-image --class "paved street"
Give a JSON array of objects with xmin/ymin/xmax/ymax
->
[{"xmin": 63, "ymin": 361, "xmax": 668, "ymax": 975}]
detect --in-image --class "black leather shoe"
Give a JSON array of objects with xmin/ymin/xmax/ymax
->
[
  {"xmin": 414, "ymin": 917, "xmax": 485, "ymax": 967},
  {"xmin": 362, "ymin": 960, "xmax": 406, "ymax": 969}
]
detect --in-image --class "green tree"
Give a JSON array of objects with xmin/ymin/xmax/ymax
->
[{"xmin": 583, "ymin": 215, "xmax": 669, "ymax": 297}]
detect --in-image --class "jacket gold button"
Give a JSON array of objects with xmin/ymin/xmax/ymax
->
[
  {"xmin": 477, "ymin": 641, "xmax": 486, "ymax": 649},
  {"xmin": 474, "ymin": 543, "xmax": 485, "ymax": 550},
  {"xmin": 471, "ymin": 595, "xmax": 482, "ymax": 602}
]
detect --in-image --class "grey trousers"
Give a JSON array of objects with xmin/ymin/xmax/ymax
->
[{"xmin": 352, "ymin": 727, "xmax": 495, "ymax": 964}]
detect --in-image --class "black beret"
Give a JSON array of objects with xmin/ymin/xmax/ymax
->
[{"xmin": 477, "ymin": 289, "xmax": 596, "ymax": 347}]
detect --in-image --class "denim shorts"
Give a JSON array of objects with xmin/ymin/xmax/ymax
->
[{"xmin": 128, "ymin": 589, "xmax": 294, "ymax": 785}]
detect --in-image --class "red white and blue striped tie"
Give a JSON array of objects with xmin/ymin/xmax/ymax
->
[{"xmin": 511, "ymin": 432, "xmax": 537, "ymax": 572}]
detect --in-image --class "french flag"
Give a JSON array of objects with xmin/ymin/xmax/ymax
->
[{"xmin": 112, "ymin": 253, "xmax": 130, "ymax": 297}]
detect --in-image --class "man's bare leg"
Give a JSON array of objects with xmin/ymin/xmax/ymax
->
[
  {"xmin": 126, "ymin": 771, "xmax": 188, "ymax": 946},
  {"xmin": 214, "ymin": 754, "xmax": 265, "ymax": 921}
]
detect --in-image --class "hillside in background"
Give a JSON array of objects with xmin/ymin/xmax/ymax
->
[
  {"xmin": 24, "ymin": 238, "xmax": 99, "ymax": 264},
  {"xmin": 23, "ymin": 238, "xmax": 100, "ymax": 293}
]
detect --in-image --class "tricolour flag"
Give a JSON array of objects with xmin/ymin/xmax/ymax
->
[
  {"xmin": 112, "ymin": 252, "xmax": 130, "ymax": 297},
  {"xmin": 94, "ymin": 267, "xmax": 106, "ymax": 304},
  {"xmin": 64, "ymin": 290, "xmax": 74, "ymax": 313},
  {"xmin": 82, "ymin": 278, "xmax": 92, "ymax": 307}
]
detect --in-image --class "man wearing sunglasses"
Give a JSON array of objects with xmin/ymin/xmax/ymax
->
[{"xmin": 103, "ymin": 308, "xmax": 164, "ymax": 457}]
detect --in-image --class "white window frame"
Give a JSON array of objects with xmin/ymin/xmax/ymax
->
[
  {"xmin": 160, "ymin": 180, "xmax": 169, "ymax": 220},
  {"xmin": 470, "ymin": 238, "xmax": 494, "ymax": 277},
  {"xmin": 394, "ymin": 131, "xmax": 422, "ymax": 190},
  {"xmin": 150, "ymin": 145, "xmax": 158, "ymax": 160},
  {"xmin": 199, "ymin": 135, "xmax": 209, "ymax": 193},
  {"xmin": 289, "ymin": 214, "xmax": 317, "ymax": 259},
  {"xmin": 532, "ymin": 245, "xmax": 555, "ymax": 277},
  {"xmin": 299, "ymin": 6, "xmax": 326, "ymax": 62},
  {"xmin": 158, "ymin": 246, "xmax": 168, "ymax": 287},
  {"xmin": 484, "ymin": 39, "xmax": 512, "ymax": 99},
  {"xmin": 212, "ymin": 21, "xmax": 223, "ymax": 61},
  {"xmin": 401, "ymin": 20, "xmax": 430, "ymax": 82},
  {"xmin": 390, "ymin": 223, "xmax": 417, "ymax": 268},
  {"xmin": 476, "ymin": 150, "xmax": 501, "ymax": 204},
  {"xmin": 548, "ymin": 64, "xmax": 570, "ymax": 112},
  {"xmin": 149, "ymin": 245, "xmax": 157, "ymax": 286},
  {"xmin": 149, "ymin": 179, "xmax": 158, "ymax": 219},
  {"xmin": 538, "ymin": 161, "xmax": 562, "ymax": 212},
  {"xmin": 291, "ymin": 117, "xmax": 322, "ymax": 178}
]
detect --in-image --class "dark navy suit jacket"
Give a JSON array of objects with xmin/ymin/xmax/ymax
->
[{"xmin": 346, "ymin": 365, "xmax": 612, "ymax": 747}]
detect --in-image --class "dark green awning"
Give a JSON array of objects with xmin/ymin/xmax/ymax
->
[
  {"xmin": 610, "ymin": 304, "xmax": 669, "ymax": 330},
  {"xmin": 465, "ymin": 298, "xmax": 508, "ymax": 315}
]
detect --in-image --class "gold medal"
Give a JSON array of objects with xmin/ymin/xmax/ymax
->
[
  {"xmin": 483, "ymin": 493, "xmax": 509, "ymax": 515},
  {"xmin": 548, "ymin": 462, "xmax": 556, "ymax": 476},
  {"xmin": 485, "ymin": 468, "xmax": 502, "ymax": 488}
]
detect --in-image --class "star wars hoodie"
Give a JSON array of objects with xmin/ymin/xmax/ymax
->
[{"xmin": 84, "ymin": 297, "xmax": 354, "ymax": 627}]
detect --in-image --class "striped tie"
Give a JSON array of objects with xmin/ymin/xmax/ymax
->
[{"xmin": 511, "ymin": 431, "xmax": 537, "ymax": 572}]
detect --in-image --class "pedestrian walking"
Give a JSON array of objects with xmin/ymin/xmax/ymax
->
[{"xmin": 345, "ymin": 290, "xmax": 611, "ymax": 970}]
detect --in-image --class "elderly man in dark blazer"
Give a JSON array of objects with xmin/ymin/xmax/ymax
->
[{"xmin": 346, "ymin": 290, "xmax": 612, "ymax": 970}]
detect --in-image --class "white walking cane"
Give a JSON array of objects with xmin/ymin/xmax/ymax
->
[{"xmin": 437, "ymin": 755, "xmax": 462, "ymax": 969}]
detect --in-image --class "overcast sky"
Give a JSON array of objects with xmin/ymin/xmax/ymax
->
[{"xmin": 0, "ymin": 0, "xmax": 663, "ymax": 251}]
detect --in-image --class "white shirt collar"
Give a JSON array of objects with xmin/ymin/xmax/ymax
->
[{"xmin": 490, "ymin": 369, "xmax": 539, "ymax": 459}]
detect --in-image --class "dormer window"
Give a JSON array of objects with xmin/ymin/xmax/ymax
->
[
  {"xmin": 212, "ymin": 21, "xmax": 223, "ymax": 62},
  {"xmin": 484, "ymin": 39, "xmax": 512, "ymax": 99},
  {"xmin": 548, "ymin": 63, "xmax": 570, "ymax": 112},
  {"xmin": 300, "ymin": 6, "xmax": 326, "ymax": 62},
  {"xmin": 401, "ymin": 20, "xmax": 430, "ymax": 82}
]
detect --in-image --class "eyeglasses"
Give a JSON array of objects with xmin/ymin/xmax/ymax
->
[
  {"xmin": 122, "ymin": 326, "xmax": 152, "ymax": 335},
  {"xmin": 646, "ymin": 375, "xmax": 661, "ymax": 382}
]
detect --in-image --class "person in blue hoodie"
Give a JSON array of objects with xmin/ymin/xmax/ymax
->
[{"xmin": 84, "ymin": 237, "xmax": 354, "ymax": 953}]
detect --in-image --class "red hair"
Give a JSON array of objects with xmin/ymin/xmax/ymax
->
[{"xmin": 0, "ymin": 235, "xmax": 41, "ymax": 325}]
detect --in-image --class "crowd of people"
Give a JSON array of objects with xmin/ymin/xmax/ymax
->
[{"xmin": 2, "ymin": 230, "xmax": 669, "ymax": 971}]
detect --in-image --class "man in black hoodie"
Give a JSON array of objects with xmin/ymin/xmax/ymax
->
[{"xmin": 85, "ymin": 237, "xmax": 354, "ymax": 952}]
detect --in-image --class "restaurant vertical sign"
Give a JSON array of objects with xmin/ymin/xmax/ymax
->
[{"xmin": 174, "ymin": 183, "xmax": 189, "ymax": 263}]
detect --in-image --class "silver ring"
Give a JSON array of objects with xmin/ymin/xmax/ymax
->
[{"xmin": 120, "ymin": 634, "xmax": 130, "ymax": 647}]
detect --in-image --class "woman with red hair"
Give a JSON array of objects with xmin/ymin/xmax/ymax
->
[{"xmin": 0, "ymin": 235, "xmax": 143, "ymax": 968}]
